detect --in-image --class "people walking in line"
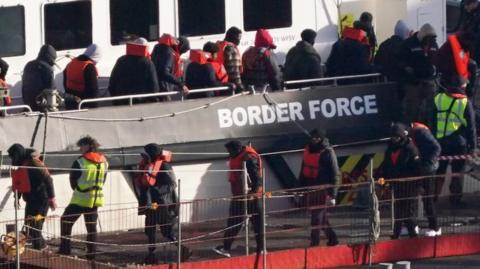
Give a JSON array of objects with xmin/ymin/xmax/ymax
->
[
  {"xmin": 8, "ymin": 144, "xmax": 56, "ymax": 250},
  {"xmin": 59, "ymin": 136, "xmax": 108, "ymax": 260},
  {"xmin": 298, "ymin": 129, "xmax": 339, "ymax": 247},
  {"xmin": 213, "ymin": 140, "xmax": 264, "ymax": 257}
]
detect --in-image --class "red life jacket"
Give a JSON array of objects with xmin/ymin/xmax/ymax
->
[
  {"xmin": 158, "ymin": 34, "xmax": 184, "ymax": 78},
  {"xmin": 0, "ymin": 79, "xmax": 11, "ymax": 106},
  {"xmin": 228, "ymin": 146, "xmax": 262, "ymax": 194},
  {"xmin": 390, "ymin": 149, "xmax": 401, "ymax": 166},
  {"xmin": 208, "ymin": 59, "xmax": 229, "ymax": 83},
  {"xmin": 126, "ymin": 42, "xmax": 150, "ymax": 59},
  {"xmin": 11, "ymin": 159, "xmax": 48, "ymax": 194},
  {"xmin": 216, "ymin": 41, "xmax": 243, "ymax": 74},
  {"xmin": 65, "ymin": 58, "xmax": 98, "ymax": 95},
  {"xmin": 342, "ymin": 27, "xmax": 369, "ymax": 45},
  {"xmin": 136, "ymin": 150, "xmax": 172, "ymax": 187},
  {"xmin": 448, "ymin": 34, "xmax": 470, "ymax": 80},
  {"xmin": 189, "ymin": 49, "xmax": 208, "ymax": 64},
  {"xmin": 302, "ymin": 146, "xmax": 322, "ymax": 180}
]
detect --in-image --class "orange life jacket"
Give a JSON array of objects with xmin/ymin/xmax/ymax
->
[
  {"xmin": 0, "ymin": 79, "xmax": 11, "ymax": 106},
  {"xmin": 11, "ymin": 159, "xmax": 48, "ymax": 194},
  {"xmin": 208, "ymin": 60, "xmax": 229, "ymax": 83},
  {"xmin": 216, "ymin": 41, "xmax": 243, "ymax": 74},
  {"xmin": 136, "ymin": 150, "xmax": 172, "ymax": 187},
  {"xmin": 189, "ymin": 49, "xmax": 208, "ymax": 64},
  {"xmin": 65, "ymin": 58, "xmax": 98, "ymax": 95},
  {"xmin": 126, "ymin": 43, "xmax": 151, "ymax": 59},
  {"xmin": 342, "ymin": 27, "xmax": 369, "ymax": 45},
  {"xmin": 228, "ymin": 146, "xmax": 262, "ymax": 185},
  {"xmin": 448, "ymin": 34, "xmax": 470, "ymax": 81},
  {"xmin": 411, "ymin": 122, "xmax": 429, "ymax": 130},
  {"xmin": 158, "ymin": 34, "xmax": 184, "ymax": 78},
  {"xmin": 302, "ymin": 146, "xmax": 322, "ymax": 180}
]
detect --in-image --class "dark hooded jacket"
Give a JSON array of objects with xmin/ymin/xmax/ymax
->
[
  {"xmin": 0, "ymin": 58, "xmax": 9, "ymax": 80},
  {"xmin": 397, "ymin": 32, "xmax": 438, "ymax": 82},
  {"xmin": 410, "ymin": 125, "xmax": 441, "ymax": 174},
  {"xmin": 284, "ymin": 41, "xmax": 323, "ymax": 81},
  {"xmin": 108, "ymin": 45, "xmax": 159, "ymax": 104},
  {"xmin": 298, "ymin": 138, "xmax": 340, "ymax": 198},
  {"xmin": 459, "ymin": 3, "xmax": 480, "ymax": 62},
  {"xmin": 374, "ymin": 35, "xmax": 404, "ymax": 81},
  {"xmin": 185, "ymin": 50, "xmax": 222, "ymax": 98},
  {"xmin": 135, "ymin": 144, "xmax": 177, "ymax": 216},
  {"xmin": 8, "ymin": 144, "xmax": 55, "ymax": 202},
  {"xmin": 22, "ymin": 45, "xmax": 57, "ymax": 111},
  {"xmin": 151, "ymin": 35, "xmax": 188, "ymax": 93}
]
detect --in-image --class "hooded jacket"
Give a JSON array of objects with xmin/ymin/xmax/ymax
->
[
  {"xmin": 410, "ymin": 124, "xmax": 441, "ymax": 174},
  {"xmin": 22, "ymin": 44, "xmax": 57, "ymax": 111},
  {"xmin": 151, "ymin": 34, "xmax": 186, "ymax": 93},
  {"xmin": 8, "ymin": 144, "xmax": 55, "ymax": 202},
  {"xmin": 185, "ymin": 50, "xmax": 222, "ymax": 98},
  {"xmin": 242, "ymin": 29, "xmax": 282, "ymax": 91},
  {"xmin": 397, "ymin": 32, "xmax": 438, "ymax": 82},
  {"xmin": 108, "ymin": 41, "xmax": 159, "ymax": 104},
  {"xmin": 284, "ymin": 41, "xmax": 323, "ymax": 81}
]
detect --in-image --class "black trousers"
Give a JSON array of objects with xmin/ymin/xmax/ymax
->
[
  {"xmin": 436, "ymin": 145, "xmax": 467, "ymax": 205},
  {"xmin": 144, "ymin": 207, "xmax": 176, "ymax": 253},
  {"xmin": 420, "ymin": 176, "xmax": 439, "ymax": 230},
  {"xmin": 392, "ymin": 182, "xmax": 418, "ymax": 239},
  {"xmin": 24, "ymin": 199, "xmax": 49, "ymax": 250},
  {"xmin": 306, "ymin": 190, "xmax": 338, "ymax": 246},
  {"xmin": 59, "ymin": 204, "xmax": 98, "ymax": 259},
  {"xmin": 223, "ymin": 198, "xmax": 264, "ymax": 252}
]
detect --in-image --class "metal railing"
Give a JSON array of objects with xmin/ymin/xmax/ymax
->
[
  {"xmin": 0, "ymin": 105, "xmax": 32, "ymax": 115},
  {"xmin": 78, "ymin": 91, "xmax": 179, "ymax": 109},
  {"xmin": 283, "ymin": 73, "xmax": 385, "ymax": 88}
]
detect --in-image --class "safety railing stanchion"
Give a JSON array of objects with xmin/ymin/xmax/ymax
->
[
  {"xmin": 177, "ymin": 178, "xmax": 182, "ymax": 268},
  {"xmin": 368, "ymin": 158, "xmax": 374, "ymax": 266},
  {"xmin": 15, "ymin": 189, "xmax": 20, "ymax": 269},
  {"xmin": 262, "ymin": 168, "xmax": 267, "ymax": 269},
  {"xmin": 243, "ymin": 162, "xmax": 249, "ymax": 256},
  {"xmin": 391, "ymin": 191, "xmax": 395, "ymax": 233}
]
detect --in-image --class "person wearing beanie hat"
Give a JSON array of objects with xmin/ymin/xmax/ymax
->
[
  {"xmin": 358, "ymin": 11, "xmax": 377, "ymax": 57},
  {"xmin": 8, "ymin": 143, "xmax": 56, "ymax": 250},
  {"xmin": 109, "ymin": 36, "xmax": 160, "ymax": 104},
  {"xmin": 242, "ymin": 29, "xmax": 282, "ymax": 91},
  {"xmin": 284, "ymin": 29, "xmax": 323, "ymax": 82},
  {"xmin": 213, "ymin": 141, "xmax": 264, "ymax": 257},
  {"xmin": 151, "ymin": 34, "xmax": 190, "ymax": 97},
  {"xmin": 382, "ymin": 123, "xmax": 421, "ymax": 239},
  {"xmin": 63, "ymin": 43, "xmax": 106, "ymax": 109},
  {"xmin": 375, "ymin": 20, "xmax": 412, "ymax": 81},
  {"xmin": 298, "ymin": 129, "xmax": 339, "ymax": 247}
]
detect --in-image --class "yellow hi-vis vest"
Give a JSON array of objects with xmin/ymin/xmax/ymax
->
[
  {"xmin": 70, "ymin": 153, "xmax": 108, "ymax": 208},
  {"xmin": 434, "ymin": 92, "xmax": 468, "ymax": 139}
]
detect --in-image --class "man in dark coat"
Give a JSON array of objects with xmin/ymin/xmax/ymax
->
[
  {"xmin": 108, "ymin": 38, "xmax": 159, "ymax": 105},
  {"xmin": 134, "ymin": 143, "xmax": 190, "ymax": 264},
  {"xmin": 383, "ymin": 123, "xmax": 420, "ymax": 239},
  {"xmin": 8, "ymin": 144, "xmax": 56, "ymax": 250},
  {"xmin": 374, "ymin": 20, "xmax": 411, "ymax": 81},
  {"xmin": 409, "ymin": 122, "xmax": 441, "ymax": 236},
  {"xmin": 358, "ymin": 12, "xmax": 377, "ymax": 58},
  {"xmin": 298, "ymin": 129, "xmax": 339, "ymax": 247},
  {"xmin": 185, "ymin": 47, "xmax": 223, "ymax": 99},
  {"xmin": 284, "ymin": 29, "xmax": 323, "ymax": 83},
  {"xmin": 458, "ymin": 0, "xmax": 480, "ymax": 62},
  {"xmin": 151, "ymin": 34, "xmax": 190, "ymax": 96},
  {"xmin": 22, "ymin": 44, "xmax": 57, "ymax": 111}
]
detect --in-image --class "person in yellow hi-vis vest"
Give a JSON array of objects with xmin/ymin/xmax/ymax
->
[
  {"xmin": 58, "ymin": 136, "xmax": 108, "ymax": 260},
  {"xmin": 433, "ymin": 75, "xmax": 476, "ymax": 208}
]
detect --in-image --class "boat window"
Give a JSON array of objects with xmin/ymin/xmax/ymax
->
[
  {"xmin": 243, "ymin": 0, "xmax": 292, "ymax": 31},
  {"xmin": 0, "ymin": 6, "xmax": 25, "ymax": 57},
  {"xmin": 178, "ymin": 0, "xmax": 225, "ymax": 36},
  {"xmin": 110, "ymin": 0, "xmax": 159, "ymax": 45},
  {"xmin": 44, "ymin": 1, "xmax": 92, "ymax": 51}
]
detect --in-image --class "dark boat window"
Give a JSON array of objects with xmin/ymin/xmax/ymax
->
[
  {"xmin": 178, "ymin": 0, "xmax": 225, "ymax": 36},
  {"xmin": 110, "ymin": 0, "xmax": 159, "ymax": 45},
  {"xmin": 0, "ymin": 6, "xmax": 25, "ymax": 57},
  {"xmin": 44, "ymin": 1, "xmax": 92, "ymax": 51},
  {"xmin": 243, "ymin": 0, "xmax": 292, "ymax": 31}
]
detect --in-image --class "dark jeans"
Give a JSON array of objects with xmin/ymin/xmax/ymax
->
[
  {"xmin": 59, "ymin": 204, "xmax": 98, "ymax": 259},
  {"xmin": 223, "ymin": 197, "xmax": 264, "ymax": 252},
  {"xmin": 420, "ymin": 176, "xmax": 439, "ymax": 230},
  {"xmin": 305, "ymin": 191, "xmax": 338, "ymax": 246},
  {"xmin": 392, "ymin": 182, "xmax": 418, "ymax": 239},
  {"xmin": 144, "ymin": 207, "xmax": 176, "ymax": 253},
  {"xmin": 436, "ymin": 146, "xmax": 467, "ymax": 205},
  {"xmin": 24, "ymin": 199, "xmax": 49, "ymax": 250}
]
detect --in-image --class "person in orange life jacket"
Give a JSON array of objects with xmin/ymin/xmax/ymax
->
[
  {"xmin": 383, "ymin": 123, "xmax": 421, "ymax": 239},
  {"xmin": 216, "ymin": 26, "xmax": 245, "ymax": 92},
  {"xmin": 242, "ymin": 29, "xmax": 282, "ymax": 91},
  {"xmin": 151, "ymin": 34, "xmax": 190, "ymax": 97},
  {"xmin": 298, "ymin": 129, "xmax": 339, "ymax": 246},
  {"xmin": 108, "ymin": 38, "xmax": 160, "ymax": 105},
  {"xmin": 8, "ymin": 143, "xmax": 56, "ymax": 250},
  {"xmin": 185, "ymin": 46, "xmax": 224, "ymax": 99},
  {"xmin": 0, "ymin": 58, "xmax": 11, "ymax": 107},
  {"xmin": 213, "ymin": 140, "xmax": 264, "ymax": 258},
  {"xmin": 433, "ymin": 75, "xmax": 476, "ymax": 208},
  {"xmin": 434, "ymin": 31, "xmax": 478, "ymax": 98},
  {"xmin": 63, "ymin": 44, "xmax": 105, "ymax": 109},
  {"xmin": 325, "ymin": 24, "xmax": 375, "ymax": 82},
  {"xmin": 133, "ymin": 143, "xmax": 190, "ymax": 264},
  {"xmin": 59, "ymin": 136, "xmax": 108, "ymax": 260},
  {"xmin": 203, "ymin": 42, "xmax": 230, "ymax": 85},
  {"xmin": 409, "ymin": 121, "xmax": 442, "ymax": 236}
]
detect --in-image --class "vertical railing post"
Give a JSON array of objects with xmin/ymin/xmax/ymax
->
[
  {"xmin": 368, "ymin": 159, "xmax": 374, "ymax": 267},
  {"xmin": 177, "ymin": 179, "xmax": 182, "ymax": 268},
  {"xmin": 15, "ymin": 189, "xmax": 20, "ymax": 269},
  {"xmin": 262, "ymin": 168, "xmax": 267, "ymax": 269},
  {"xmin": 243, "ymin": 162, "xmax": 249, "ymax": 256}
]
